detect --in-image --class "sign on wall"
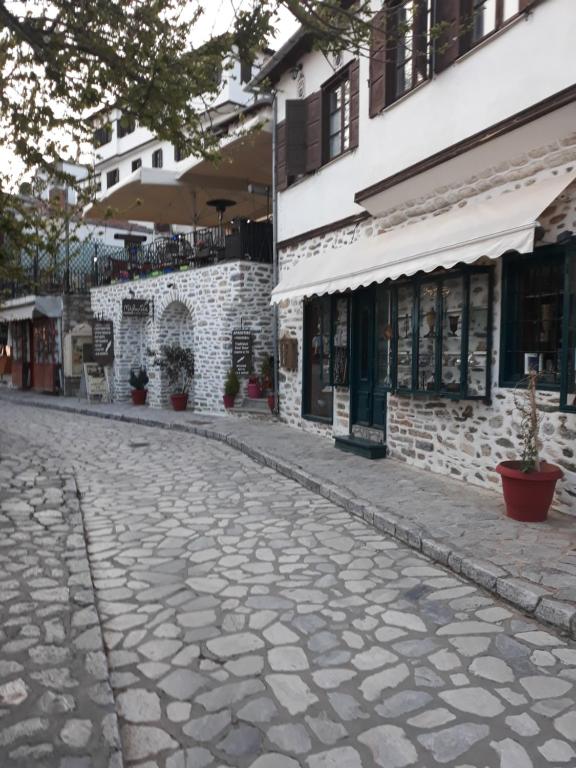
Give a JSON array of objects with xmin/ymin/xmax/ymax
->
[
  {"xmin": 232, "ymin": 330, "xmax": 253, "ymax": 376},
  {"xmin": 92, "ymin": 320, "xmax": 114, "ymax": 365},
  {"xmin": 122, "ymin": 298, "xmax": 150, "ymax": 318}
]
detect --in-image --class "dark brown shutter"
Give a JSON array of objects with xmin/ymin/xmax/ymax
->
[
  {"xmin": 349, "ymin": 59, "xmax": 360, "ymax": 149},
  {"xmin": 434, "ymin": 0, "xmax": 461, "ymax": 74},
  {"xmin": 369, "ymin": 9, "xmax": 387, "ymax": 118},
  {"xmin": 285, "ymin": 100, "xmax": 308, "ymax": 176},
  {"xmin": 519, "ymin": 0, "xmax": 534, "ymax": 8},
  {"xmin": 306, "ymin": 91, "xmax": 322, "ymax": 173},
  {"xmin": 276, "ymin": 120, "xmax": 288, "ymax": 191}
]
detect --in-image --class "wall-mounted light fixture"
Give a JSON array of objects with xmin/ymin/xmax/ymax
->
[{"xmin": 290, "ymin": 63, "xmax": 303, "ymax": 80}]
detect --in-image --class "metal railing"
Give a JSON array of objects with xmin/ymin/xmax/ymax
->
[
  {"xmin": 95, "ymin": 221, "xmax": 273, "ymax": 286},
  {"xmin": 1, "ymin": 221, "xmax": 273, "ymax": 298}
]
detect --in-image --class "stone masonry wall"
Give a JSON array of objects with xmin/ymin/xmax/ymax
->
[
  {"xmin": 277, "ymin": 129, "xmax": 576, "ymax": 515},
  {"xmin": 61, "ymin": 294, "xmax": 93, "ymax": 396},
  {"xmin": 91, "ymin": 261, "xmax": 273, "ymax": 414}
]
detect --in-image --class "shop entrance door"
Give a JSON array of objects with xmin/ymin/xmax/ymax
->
[{"xmin": 351, "ymin": 285, "xmax": 392, "ymax": 432}]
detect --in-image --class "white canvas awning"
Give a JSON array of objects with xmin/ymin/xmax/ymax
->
[
  {"xmin": 0, "ymin": 296, "xmax": 63, "ymax": 322},
  {"xmin": 272, "ymin": 171, "xmax": 576, "ymax": 304}
]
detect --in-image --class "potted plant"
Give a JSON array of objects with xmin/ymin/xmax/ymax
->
[
  {"xmin": 496, "ymin": 371, "xmax": 563, "ymax": 522},
  {"xmin": 247, "ymin": 374, "xmax": 261, "ymax": 399},
  {"xmin": 151, "ymin": 344, "xmax": 194, "ymax": 411},
  {"xmin": 129, "ymin": 366, "xmax": 149, "ymax": 405},
  {"xmin": 223, "ymin": 368, "xmax": 240, "ymax": 409}
]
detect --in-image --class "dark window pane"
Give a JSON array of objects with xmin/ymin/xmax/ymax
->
[
  {"xmin": 467, "ymin": 272, "xmax": 490, "ymax": 397},
  {"xmin": 397, "ymin": 284, "xmax": 413, "ymax": 388},
  {"xmin": 131, "ymin": 158, "xmax": 142, "ymax": 173},
  {"xmin": 440, "ymin": 276, "xmax": 465, "ymax": 394},
  {"xmin": 375, "ymin": 286, "xmax": 393, "ymax": 387},
  {"xmin": 417, "ymin": 281, "xmax": 437, "ymax": 391},
  {"xmin": 304, "ymin": 297, "xmax": 333, "ymax": 420}
]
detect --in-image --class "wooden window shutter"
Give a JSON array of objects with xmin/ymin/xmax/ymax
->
[
  {"xmin": 519, "ymin": 0, "xmax": 535, "ymax": 8},
  {"xmin": 306, "ymin": 91, "xmax": 323, "ymax": 173},
  {"xmin": 349, "ymin": 59, "xmax": 360, "ymax": 149},
  {"xmin": 369, "ymin": 9, "xmax": 387, "ymax": 118},
  {"xmin": 276, "ymin": 120, "xmax": 288, "ymax": 191},
  {"xmin": 434, "ymin": 0, "xmax": 461, "ymax": 73},
  {"xmin": 285, "ymin": 100, "xmax": 308, "ymax": 176}
]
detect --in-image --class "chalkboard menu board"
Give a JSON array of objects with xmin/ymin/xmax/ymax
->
[
  {"xmin": 232, "ymin": 330, "xmax": 253, "ymax": 376},
  {"xmin": 92, "ymin": 320, "xmax": 114, "ymax": 365},
  {"xmin": 122, "ymin": 299, "xmax": 150, "ymax": 318}
]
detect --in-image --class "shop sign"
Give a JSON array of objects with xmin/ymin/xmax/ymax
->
[
  {"xmin": 83, "ymin": 362, "xmax": 111, "ymax": 403},
  {"xmin": 232, "ymin": 330, "xmax": 253, "ymax": 376},
  {"xmin": 122, "ymin": 298, "xmax": 150, "ymax": 318},
  {"xmin": 92, "ymin": 320, "xmax": 114, "ymax": 365}
]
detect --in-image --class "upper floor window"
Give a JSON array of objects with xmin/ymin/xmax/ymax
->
[
  {"xmin": 174, "ymin": 145, "xmax": 186, "ymax": 162},
  {"xmin": 324, "ymin": 72, "xmax": 351, "ymax": 162},
  {"xmin": 106, "ymin": 169, "xmax": 119, "ymax": 188},
  {"xmin": 93, "ymin": 125, "xmax": 112, "ymax": 148},
  {"xmin": 117, "ymin": 116, "xmax": 136, "ymax": 138},
  {"xmin": 240, "ymin": 58, "xmax": 253, "ymax": 84},
  {"xmin": 390, "ymin": 0, "xmax": 430, "ymax": 101},
  {"xmin": 131, "ymin": 158, "xmax": 142, "ymax": 172},
  {"xmin": 468, "ymin": 0, "xmax": 521, "ymax": 46},
  {"xmin": 151, "ymin": 149, "xmax": 163, "ymax": 169}
]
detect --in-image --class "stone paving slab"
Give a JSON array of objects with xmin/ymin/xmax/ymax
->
[
  {"xmin": 0, "ymin": 423, "xmax": 123, "ymax": 767},
  {"xmin": 2, "ymin": 404, "xmax": 576, "ymax": 768},
  {"xmin": 1, "ymin": 389, "xmax": 575, "ymax": 641}
]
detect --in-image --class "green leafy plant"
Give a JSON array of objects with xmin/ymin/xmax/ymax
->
[
  {"xmin": 129, "ymin": 366, "xmax": 149, "ymax": 390},
  {"xmin": 514, "ymin": 370, "xmax": 542, "ymax": 473},
  {"xmin": 224, "ymin": 368, "xmax": 240, "ymax": 397},
  {"xmin": 150, "ymin": 344, "xmax": 194, "ymax": 394}
]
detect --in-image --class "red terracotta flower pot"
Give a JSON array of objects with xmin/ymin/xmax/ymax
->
[
  {"xmin": 496, "ymin": 460, "xmax": 563, "ymax": 522},
  {"xmin": 223, "ymin": 394, "xmax": 235, "ymax": 409},
  {"xmin": 247, "ymin": 381, "xmax": 261, "ymax": 399},
  {"xmin": 131, "ymin": 389, "xmax": 147, "ymax": 406},
  {"xmin": 170, "ymin": 393, "xmax": 188, "ymax": 411}
]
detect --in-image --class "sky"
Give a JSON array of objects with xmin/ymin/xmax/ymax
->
[{"xmin": 0, "ymin": 1, "xmax": 299, "ymax": 186}]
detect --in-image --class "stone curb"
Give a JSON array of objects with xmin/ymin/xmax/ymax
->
[{"xmin": 4, "ymin": 394, "xmax": 575, "ymax": 642}]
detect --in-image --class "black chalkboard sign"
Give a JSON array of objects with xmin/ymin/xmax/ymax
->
[
  {"xmin": 122, "ymin": 298, "xmax": 150, "ymax": 318},
  {"xmin": 92, "ymin": 320, "xmax": 114, "ymax": 365},
  {"xmin": 232, "ymin": 330, "xmax": 253, "ymax": 376}
]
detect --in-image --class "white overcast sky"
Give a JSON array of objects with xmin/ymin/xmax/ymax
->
[{"xmin": 0, "ymin": 2, "xmax": 298, "ymax": 185}]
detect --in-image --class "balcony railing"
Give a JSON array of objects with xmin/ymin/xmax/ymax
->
[{"xmin": 95, "ymin": 221, "xmax": 272, "ymax": 286}]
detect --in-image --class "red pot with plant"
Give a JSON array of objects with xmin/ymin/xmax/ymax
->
[
  {"xmin": 129, "ymin": 367, "xmax": 149, "ymax": 406},
  {"xmin": 151, "ymin": 345, "xmax": 194, "ymax": 412},
  {"xmin": 496, "ymin": 371, "xmax": 563, "ymax": 522},
  {"xmin": 170, "ymin": 393, "xmax": 188, "ymax": 411},
  {"xmin": 223, "ymin": 368, "xmax": 240, "ymax": 409},
  {"xmin": 247, "ymin": 375, "xmax": 261, "ymax": 399}
]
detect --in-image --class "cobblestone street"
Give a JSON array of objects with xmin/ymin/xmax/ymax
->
[{"xmin": 1, "ymin": 404, "xmax": 576, "ymax": 767}]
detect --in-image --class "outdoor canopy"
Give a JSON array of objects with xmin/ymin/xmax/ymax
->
[
  {"xmin": 271, "ymin": 170, "xmax": 576, "ymax": 304},
  {"xmin": 0, "ymin": 296, "xmax": 63, "ymax": 322}
]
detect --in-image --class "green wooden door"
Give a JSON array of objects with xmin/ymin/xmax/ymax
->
[{"xmin": 351, "ymin": 286, "xmax": 392, "ymax": 431}]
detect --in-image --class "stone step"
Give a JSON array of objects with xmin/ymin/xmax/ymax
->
[
  {"xmin": 334, "ymin": 435, "xmax": 387, "ymax": 460},
  {"xmin": 229, "ymin": 397, "xmax": 273, "ymax": 419}
]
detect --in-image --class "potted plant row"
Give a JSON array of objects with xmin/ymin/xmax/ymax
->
[
  {"xmin": 496, "ymin": 370, "xmax": 563, "ymax": 522},
  {"xmin": 150, "ymin": 344, "xmax": 194, "ymax": 411},
  {"xmin": 129, "ymin": 366, "xmax": 149, "ymax": 405}
]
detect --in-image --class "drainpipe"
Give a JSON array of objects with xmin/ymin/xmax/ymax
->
[{"xmin": 272, "ymin": 92, "xmax": 280, "ymax": 416}]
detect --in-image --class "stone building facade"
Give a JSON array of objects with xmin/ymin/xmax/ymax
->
[
  {"xmin": 91, "ymin": 261, "xmax": 273, "ymax": 412},
  {"xmin": 276, "ymin": 145, "xmax": 576, "ymax": 516}
]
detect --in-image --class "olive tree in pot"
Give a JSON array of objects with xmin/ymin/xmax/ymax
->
[
  {"xmin": 223, "ymin": 368, "xmax": 240, "ymax": 409},
  {"xmin": 496, "ymin": 370, "xmax": 563, "ymax": 522},
  {"xmin": 129, "ymin": 366, "xmax": 149, "ymax": 405},
  {"xmin": 151, "ymin": 344, "xmax": 194, "ymax": 411}
]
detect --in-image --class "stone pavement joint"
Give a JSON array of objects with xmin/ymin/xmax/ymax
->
[
  {"xmin": 0, "ymin": 426, "xmax": 123, "ymax": 768},
  {"xmin": 1, "ymin": 389, "xmax": 575, "ymax": 642}
]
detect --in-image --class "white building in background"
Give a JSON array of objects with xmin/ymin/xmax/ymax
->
[{"xmin": 252, "ymin": 0, "xmax": 576, "ymax": 515}]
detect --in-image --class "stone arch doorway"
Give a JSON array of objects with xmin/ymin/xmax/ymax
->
[{"xmin": 149, "ymin": 299, "xmax": 194, "ymax": 407}]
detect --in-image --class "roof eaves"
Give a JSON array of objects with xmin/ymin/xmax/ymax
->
[{"xmin": 248, "ymin": 26, "xmax": 312, "ymax": 89}]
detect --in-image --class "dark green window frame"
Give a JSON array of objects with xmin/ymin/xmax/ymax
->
[
  {"xmin": 302, "ymin": 294, "xmax": 350, "ymax": 423},
  {"xmin": 500, "ymin": 246, "xmax": 575, "ymax": 396},
  {"xmin": 560, "ymin": 246, "xmax": 576, "ymax": 413},
  {"xmin": 393, "ymin": 265, "xmax": 493, "ymax": 401}
]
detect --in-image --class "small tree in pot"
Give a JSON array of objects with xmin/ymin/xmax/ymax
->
[
  {"xmin": 150, "ymin": 344, "xmax": 194, "ymax": 411},
  {"xmin": 129, "ymin": 366, "xmax": 149, "ymax": 405},
  {"xmin": 223, "ymin": 368, "xmax": 240, "ymax": 409},
  {"xmin": 496, "ymin": 371, "xmax": 563, "ymax": 522}
]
